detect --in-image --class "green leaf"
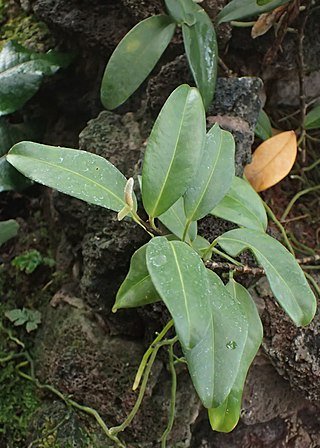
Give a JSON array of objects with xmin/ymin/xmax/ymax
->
[
  {"xmin": 142, "ymin": 85, "xmax": 205, "ymax": 218},
  {"xmin": 5, "ymin": 309, "xmax": 26, "ymax": 323},
  {"xmin": 7, "ymin": 141, "xmax": 135, "ymax": 213},
  {"xmin": 217, "ymin": 0, "xmax": 290, "ymax": 23},
  {"xmin": 146, "ymin": 237, "xmax": 210, "ymax": 349},
  {"xmin": 182, "ymin": 5, "xmax": 218, "ymax": 110},
  {"xmin": 0, "ymin": 219, "xmax": 19, "ymax": 246},
  {"xmin": 191, "ymin": 235, "xmax": 212, "ymax": 260},
  {"xmin": 184, "ymin": 124, "xmax": 235, "ymax": 222},
  {"xmin": 255, "ymin": 109, "xmax": 272, "ymax": 141},
  {"xmin": 100, "ymin": 15, "xmax": 176, "ymax": 110},
  {"xmin": 164, "ymin": 0, "xmax": 198, "ymax": 25},
  {"xmin": 158, "ymin": 197, "xmax": 197, "ymax": 243},
  {"xmin": 304, "ymin": 105, "xmax": 320, "ymax": 130},
  {"xmin": 0, "ymin": 41, "xmax": 71, "ymax": 116},
  {"xmin": 217, "ymin": 228, "xmax": 317, "ymax": 326},
  {"xmin": 184, "ymin": 270, "xmax": 248, "ymax": 408},
  {"xmin": 0, "ymin": 118, "xmax": 34, "ymax": 192},
  {"xmin": 211, "ymin": 176, "xmax": 267, "ymax": 232},
  {"xmin": 11, "ymin": 249, "xmax": 43, "ymax": 274},
  {"xmin": 113, "ymin": 244, "xmax": 161, "ymax": 311},
  {"xmin": 209, "ymin": 280, "xmax": 263, "ymax": 432},
  {"xmin": 256, "ymin": 0, "xmax": 275, "ymax": 5}
]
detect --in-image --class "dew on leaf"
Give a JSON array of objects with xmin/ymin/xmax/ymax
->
[{"xmin": 226, "ymin": 340, "xmax": 237, "ymax": 350}]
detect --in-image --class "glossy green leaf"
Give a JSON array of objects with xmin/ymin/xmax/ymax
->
[
  {"xmin": 182, "ymin": 5, "xmax": 218, "ymax": 110},
  {"xmin": 164, "ymin": 0, "xmax": 198, "ymax": 25},
  {"xmin": 158, "ymin": 197, "xmax": 197, "ymax": 243},
  {"xmin": 184, "ymin": 270, "xmax": 248, "ymax": 408},
  {"xmin": 0, "ymin": 118, "xmax": 34, "ymax": 192},
  {"xmin": 146, "ymin": 237, "xmax": 209, "ymax": 349},
  {"xmin": 113, "ymin": 244, "xmax": 161, "ymax": 311},
  {"xmin": 211, "ymin": 176, "xmax": 267, "ymax": 232},
  {"xmin": 142, "ymin": 85, "xmax": 205, "ymax": 218},
  {"xmin": 209, "ymin": 280, "xmax": 263, "ymax": 432},
  {"xmin": 7, "ymin": 141, "xmax": 135, "ymax": 213},
  {"xmin": 101, "ymin": 15, "xmax": 176, "ymax": 110},
  {"xmin": 0, "ymin": 41, "xmax": 71, "ymax": 116},
  {"xmin": 304, "ymin": 105, "xmax": 320, "ymax": 130},
  {"xmin": 217, "ymin": 228, "xmax": 317, "ymax": 326},
  {"xmin": 255, "ymin": 109, "xmax": 272, "ymax": 141},
  {"xmin": 184, "ymin": 124, "xmax": 235, "ymax": 222},
  {"xmin": 217, "ymin": 0, "xmax": 290, "ymax": 23},
  {"xmin": 0, "ymin": 219, "xmax": 19, "ymax": 246}
]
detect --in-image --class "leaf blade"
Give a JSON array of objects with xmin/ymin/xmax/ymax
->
[
  {"xmin": 113, "ymin": 244, "xmax": 161, "ymax": 311},
  {"xmin": 142, "ymin": 85, "xmax": 205, "ymax": 218},
  {"xmin": 217, "ymin": 0, "xmax": 290, "ymax": 23},
  {"xmin": 146, "ymin": 237, "xmax": 209, "ymax": 349},
  {"xmin": 217, "ymin": 228, "xmax": 317, "ymax": 326},
  {"xmin": 100, "ymin": 15, "xmax": 176, "ymax": 110},
  {"xmin": 184, "ymin": 124, "xmax": 235, "ymax": 222},
  {"xmin": 254, "ymin": 109, "xmax": 272, "ymax": 140},
  {"xmin": 0, "ymin": 219, "xmax": 19, "ymax": 246},
  {"xmin": 244, "ymin": 130, "xmax": 297, "ymax": 192},
  {"xmin": 182, "ymin": 6, "xmax": 218, "ymax": 110},
  {"xmin": 304, "ymin": 105, "xmax": 320, "ymax": 130},
  {"xmin": 7, "ymin": 141, "xmax": 134, "ymax": 212},
  {"xmin": 184, "ymin": 270, "xmax": 248, "ymax": 408},
  {"xmin": 211, "ymin": 176, "xmax": 267, "ymax": 232}
]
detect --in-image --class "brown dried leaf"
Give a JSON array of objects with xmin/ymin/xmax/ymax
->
[
  {"xmin": 251, "ymin": 5, "xmax": 287, "ymax": 39},
  {"xmin": 244, "ymin": 130, "xmax": 297, "ymax": 192}
]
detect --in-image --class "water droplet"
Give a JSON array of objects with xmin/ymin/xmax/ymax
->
[
  {"xmin": 226, "ymin": 340, "xmax": 237, "ymax": 350},
  {"xmin": 151, "ymin": 254, "xmax": 167, "ymax": 267}
]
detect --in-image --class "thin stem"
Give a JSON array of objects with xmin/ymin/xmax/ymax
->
[
  {"xmin": 160, "ymin": 345, "xmax": 177, "ymax": 448},
  {"xmin": 211, "ymin": 247, "xmax": 243, "ymax": 266},
  {"xmin": 111, "ymin": 337, "xmax": 178, "ymax": 436},
  {"xmin": 281, "ymin": 185, "xmax": 320, "ymax": 221},
  {"xmin": 263, "ymin": 202, "xmax": 295, "ymax": 256},
  {"xmin": 131, "ymin": 210, "xmax": 155, "ymax": 238},
  {"xmin": 182, "ymin": 220, "xmax": 191, "ymax": 243},
  {"xmin": 133, "ymin": 320, "xmax": 174, "ymax": 391},
  {"xmin": 230, "ymin": 20, "xmax": 255, "ymax": 27}
]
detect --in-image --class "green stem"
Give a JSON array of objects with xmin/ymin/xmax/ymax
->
[
  {"xmin": 111, "ymin": 337, "xmax": 178, "ymax": 436},
  {"xmin": 133, "ymin": 320, "xmax": 174, "ymax": 391},
  {"xmin": 230, "ymin": 20, "xmax": 255, "ymax": 27},
  {"xmin": 161, "ymin": 344, "xmax": 177, "ymax": 448},
  {"xmin": 211, "ymin": 247, "xmax": 243, "ymax": 266},
  {"xmin": 263, "ymin": 202, "xmax": 295, "ymax": 256},
  {"xmin": 182, "ymin": 220, "xmax": 191, "ymax": 243},
  {"xmin": 281, "ymin": 185, "xmax": 320, "ymax": 221},
  {"xmin": 131, "ymin": 210, "xmax": 155, "ymax": 238}
]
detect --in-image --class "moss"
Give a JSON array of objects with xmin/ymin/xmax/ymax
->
[
  {"xmin": 0, "ymin": 3, "xmax": 54, "ymax": 51},
  {"xmin": 0, "ymin": 324, "xmax": 41, "ymax": 447}
]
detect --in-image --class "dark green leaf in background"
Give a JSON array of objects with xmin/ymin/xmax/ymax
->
[
  {"xmin": 217, "ymin": 0, "xmax": 290, "ymax": 23},
  {"xmin": 182, "ymin": 4, "xmax": 218, "ymax": 110},
  {"xmin": 142, "ymin": 85, "xmax": 205, "ymax": 218},
  {"xmin": 304, "ymin": 105, "xmax": 320, "ymax": 130},
  {"xmin": 208, "ymin": 280, "xmax": 263, "ymax": 432},
  {"xmin": 255, "ymin": 109, "xmax": 273, "ymax": 141},
  {"xmin": 158, "ymin": 197, "xmax": 197, "ymax": 243},
  {"xmin": 0, "ymin": 118, "xmax": 34, "ymax": 192},
  {"xmin": 0, "ymin": 41, "xmax": 72, "ymax": 116},
  {"xmin": 184, "ymin": 270, "xmax": 248, "ymax": 408},
  {"xmin": 211, "ymin": 176, "xmax": 268, "ymax": 232},
  {"xmin": 7, "ymin": 141, "xmax": 135, "ymax": 213},
  {"xmin": 0, "ymin": 219, "xmax": 19, "ymax": 246},
  {"xmin": 100, "ymin": 15, "xmax": 176, "ymax": 110},
  {"xmin": 113, "ymin": 244, "xmax": 161, "ymax": 311},
  {"xmin": 184, "ymin": 124, "xmax": 235, "ymax": 222},
  {"xmin": 217, "ymin": 228, "xmax": 317, "ymax": 326},
  {"xmin": 146, "ymin": 237, "xmax": 209, "ymax": 349}
]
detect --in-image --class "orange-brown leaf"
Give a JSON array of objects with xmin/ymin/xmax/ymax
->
[
  {"xmin": 244, "ymin": 130, "xmax": 297, "ymax": 192},
  {"xmin": 251, "ymin": 5, "xmax": 288, "ymax": 39}
]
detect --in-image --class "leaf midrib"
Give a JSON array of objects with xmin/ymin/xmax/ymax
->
[{"xmin": 150, "ymin": 94, "xmax": 189, "ymax": 217}]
